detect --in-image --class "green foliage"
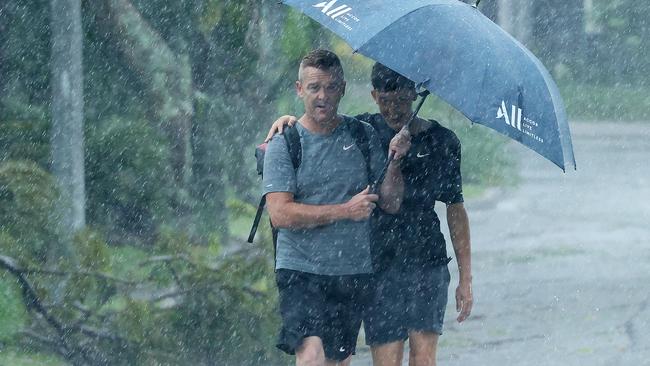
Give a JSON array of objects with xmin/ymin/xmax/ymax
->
[
  {"xmin": 197, "ymin": 0, "xmax": 225, "ymax": 35},
  {"xmin": 0, "ymin": 348, "xmax": 69, "ymax": 366},
  {"xmin": 155, "ymin": 226, "xmax": 192, "ymax": 254},
  {"xmin": 59, "ymin": 230, "xmax": 117, "ymax": 313},
  {"xmin": 0, "ymin": 1, "xmax": 51, "ymax": 105},
  {"xmin": 592, "ymin": 0, "xmax": 650, "ymax": 86},
  {"xmin": 105, "ymin": 245, "xmax": 150, "ymax": 281},
  {"xmin": 454, "ymin": 123, "xmax": 515, "ymax": 187},
  {"xmin": 85, "ymin": 116, "xmax": 175, "ymax": 243},
  {"xmin": 0, "ymin": 98, "xmax": 49, "ymax": 123},
  {"xmin": 0, "ymin": 160, "xmax": 57, "ymax": 263},
  {"xmin": 560, "ymin": 83, "xmax": 650, "ymax": 121},
  {"xmin": 281, "ymin": 9, "xmax": 320, "ymax": 61},
  {"xmin": 74, "ymin": 229, "xmax": 111, "ymax": 271},
  {"xmin": 164, "ymin": 258, "xmax": 282, "ymax": 366},
  {"xmin": 81, "ymin": 227, "xmax": 282, "ymax": 365},
  {"xmin": 0, "ymin": 225, "xmax": 283, "ymax": 364},
  {"xmin": 0, "ymin": 272, "xmax": 29, "ymax": 343},
  {"xmin": 0, "ymin": 119, "xmax": 50, "ymax": 169}
]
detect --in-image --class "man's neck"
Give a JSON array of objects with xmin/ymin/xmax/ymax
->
[{"xmin": 299, "ymin": 114, "xmax": 341, "ymax": 135}]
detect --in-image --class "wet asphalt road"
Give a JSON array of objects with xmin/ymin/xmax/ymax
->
[{"xmin": 352, "ymin": 121, "xmax": 650, "ymax": 366}]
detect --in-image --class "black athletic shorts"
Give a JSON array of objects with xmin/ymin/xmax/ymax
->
[
  {"xmin": 275, "ymin": 269, "xmax": 373, "ymax": 361},
  {"xmin": 364, "ymin": 263, "xmax": 451, "ymax": 345}
]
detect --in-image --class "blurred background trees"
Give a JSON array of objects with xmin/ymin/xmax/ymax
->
[{"xmin": 0, "ymin": 0, "xmax": 648, "ymax": 364}]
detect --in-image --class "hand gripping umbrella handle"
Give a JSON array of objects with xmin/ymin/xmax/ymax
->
[{"xmin": 370, "ymin": 90, "xmax": 429, "ymax": 194}]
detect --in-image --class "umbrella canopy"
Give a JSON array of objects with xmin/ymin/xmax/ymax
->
[{"xmin": 281, "ymin": 0, "xmax": 576, "ymax": 170}]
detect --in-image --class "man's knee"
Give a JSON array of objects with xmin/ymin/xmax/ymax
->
[
  {"xmin": 408, "ymin": 331, "xmax": 439, "ymax": 366},
  {"xmin": 325, "ymin": 355, "xmax": 352, "ymax": 366},
  {"xmin": 296, "ymin": 336, "xmax": 326, "ymax": 366},
  {"xmin": 410, "ymin": 353, "xmax": 436, "ymax": 366},
  {"xmin": 371, "ymin": 341, "xmax": 404, "ymax": 366}
]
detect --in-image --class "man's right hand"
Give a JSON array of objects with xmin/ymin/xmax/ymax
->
[
  {"xmin": 343, "ymin": 186, "xmax": 378, "ymax": 221},
  {"xmin": 265, "ymin": 115, "xmax": 298, "ymax": 142}
]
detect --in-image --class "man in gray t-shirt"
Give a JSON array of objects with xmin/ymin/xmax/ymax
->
[
  {"xmin": 263, "ymin": 116, "xmax": 385, "ymax": 275},
  {"xmin": 264, "ymin": 49, "xmax": 410, "ymax": 366}
]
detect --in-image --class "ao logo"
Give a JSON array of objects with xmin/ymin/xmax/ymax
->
[
  {"xmin": 313, "ymin": 0, "xmax": 352, "ymax": 19},
  {"xmin": 497, "ymin": 100, "xmax": 522, "ymax": 131}
]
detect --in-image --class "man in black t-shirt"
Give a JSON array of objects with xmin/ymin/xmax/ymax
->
[{"xmin": 266, "ymin": 63, "xmax": 473, "ymax": 366}]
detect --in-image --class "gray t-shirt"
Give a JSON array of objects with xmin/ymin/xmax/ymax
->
[{"xmin": 262, "ymin": 116, "xmax": 386, "ymax": 275}]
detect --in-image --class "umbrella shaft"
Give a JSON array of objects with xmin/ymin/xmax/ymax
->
[
  {"xmin": 371, "ymin": 91, "xmax": 429, "ymax": 194},
  {"xmin": 405, "ymin": 90, "xmax": 429, "ymax": 133}
]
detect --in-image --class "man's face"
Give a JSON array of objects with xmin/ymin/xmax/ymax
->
[
  {"xmin": 296, "ymin": 66, "xmax": 346, "ymax": 125},
  {"xmin": 371, "ymin": 88, "xmax": 417, "ymax": 130}
]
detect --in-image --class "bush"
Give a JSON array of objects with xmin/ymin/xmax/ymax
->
[
  {"xmin": 0, "ymin": 160, "xmax": 58, "ymax": 263},
  {"xmin": 0, "ymin": 270, "xmax": 29, "ymax": 344},
  {"xmin": 85, "ymin": 116, "xmax": 175, "ymax": 243},
  {"xmin": 0, "ymin": 119, "xmax": 50, "ymax": 169},
  {"xmin": 1, "ymin": 225, "xmax": 286, "ymax": 366}
]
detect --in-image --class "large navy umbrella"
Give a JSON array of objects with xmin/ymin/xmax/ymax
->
[{"xmin": 281, "ymin": 0, "xmax": 576, "ymax": 171}]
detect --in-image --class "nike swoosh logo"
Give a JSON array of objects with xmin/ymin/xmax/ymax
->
[
  {"xmin": 339, "ymin": 347, "xmax": 346, "ymax": 352},
  {"xmin": 417, "ymin": 152, "xmax": 430, "ymax": 158},
  {"xmin": 343, "ymin": 144, "xmax": 354, "ymax": 150},
  {"xmin": 265, "ymin": 184, "xmax": 273, "ymax": 188}
]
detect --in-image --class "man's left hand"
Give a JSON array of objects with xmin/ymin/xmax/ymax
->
[
  {"xmin": 389, "ymin": 126, "xmax": 411, "ymax": 161},
  {"xmin": 456, "ymin": 280, "xmax": 473, "ymax": 322}
]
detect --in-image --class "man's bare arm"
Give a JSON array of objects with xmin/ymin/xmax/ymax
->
[
  {"xmin": 447, "ymin": 202, "xmax": 473, "ymax": 322},
  {"xmin": 377, "ymin": 127, "xmax": 410, "ymax": 214},
  {"xmin": 378, "ymin": 161, "xmax": 404, "ymax": 214},
  {"xmin": 267, "ymin": 187, "xmax": 378, "ymax": 229}
]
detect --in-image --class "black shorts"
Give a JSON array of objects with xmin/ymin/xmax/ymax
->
[
  {"xmin": 275, "ymin": 269, "xmax": 372, "ymax": 361},
  {"xmin": 364, "ymin": 263, "xmax": 451, "ymax": 345}
]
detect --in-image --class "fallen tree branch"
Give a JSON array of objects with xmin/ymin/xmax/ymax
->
[
  {"xmin": 0, "ymin": 255, "xmax": 92, "ymax": 364},
  {"xmin": 21, "ymin": 268, "xmax": 137, "ymax": 285}
]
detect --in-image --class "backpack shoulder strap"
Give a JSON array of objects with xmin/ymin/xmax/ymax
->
[
  {"xmin": 283, "ymin": 125, "xmax": 302, "ymax": 170},
  {"xmin": 346, "ymin": 118, "xmax": 372, "ymax": 183},
  {"xmin": 248, "ymin": 125, "xmax": 301, "ymax": 244}
]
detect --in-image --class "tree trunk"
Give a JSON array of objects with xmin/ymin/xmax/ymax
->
[
  {"xmin": 0, "ymin": 3, "xmax": 9, "ymax": 101},
  {"xmin": 583, "ymin": 0, "xmax": 599, "ymax": 34},
  {"xmin": 479, "ymin": 0, "xmax": 498, "ymax": 22},
  {"xmin": 255, "ymin": 0, "xmax": 291, "ymax": 103},
  {"xmin": 497, "ymin": 0, "xmax": 533, "ymax": 46},
  {"xmin": 532, "ymin": 0, "xmax": 584, "ymax": 72},
  {"xmin": 49, "ymin": 0, "xmax": 85, "ymax": 261},
  {"xmin": 101, "ymin": 0, "xmax": 194, "ymax": 191}
]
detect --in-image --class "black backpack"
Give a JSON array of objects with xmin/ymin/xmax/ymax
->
[{"xmin": 247, "ymin": 120, "xmax": 372, "ymax": 246}]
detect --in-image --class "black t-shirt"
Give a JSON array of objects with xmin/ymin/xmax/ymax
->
[{"xmin": 355, "ymin": 113, "xmax": 464, "ymax": 269}]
